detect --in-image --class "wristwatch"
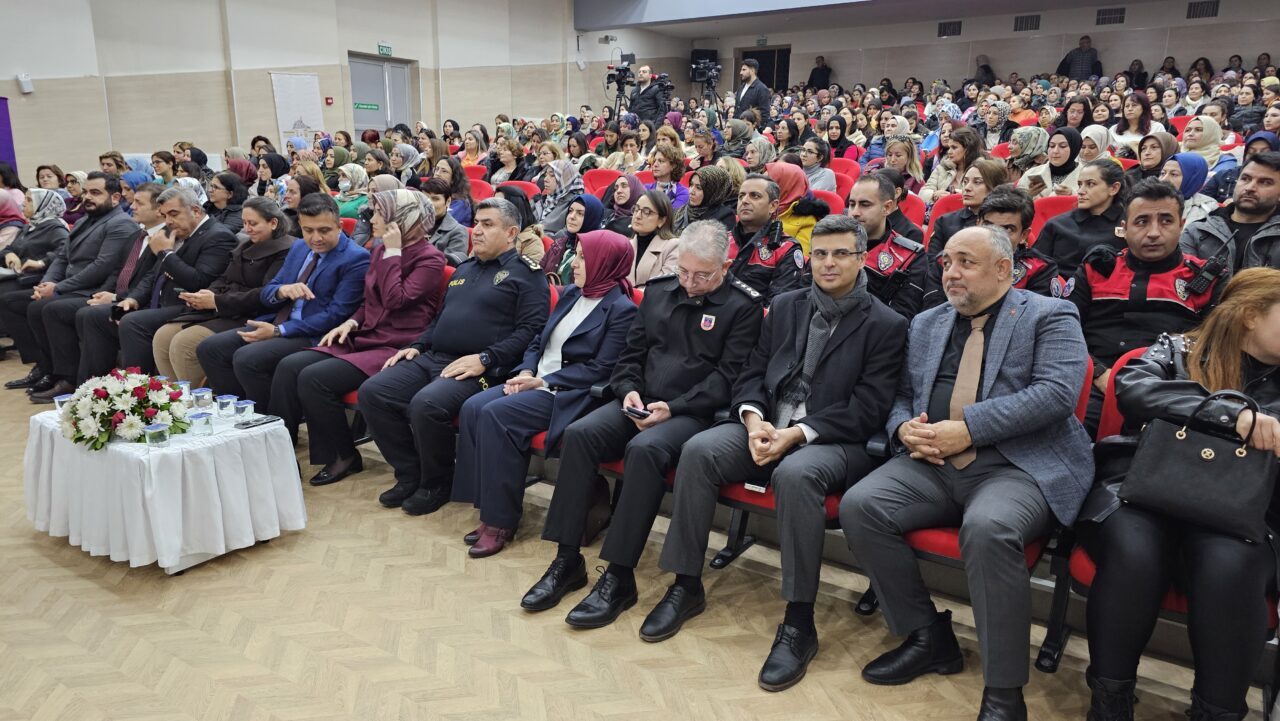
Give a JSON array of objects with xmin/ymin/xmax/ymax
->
[
  {"xmin": 272, "ymin": 325, "xmax": 282, "ymax": 338},
  {"xmin": 478, "ymin": 351, "xmax": 492, "ymax": 367}
]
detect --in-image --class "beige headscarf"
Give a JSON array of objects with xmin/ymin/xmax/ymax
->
[
  {"xmin": 368, "ymin": 174, "xmax": 404, "ymax": 193},
  {"xmin": 1181, "ymin": 115, "xmax": 1223, "ymax": 168},
  {"xmin": 369, "ymin": 189, "xmax": 433, "ymax": 246},
  {"xmin": 336, "ymin": 163, "xmax": 369, "ymax": 201}
]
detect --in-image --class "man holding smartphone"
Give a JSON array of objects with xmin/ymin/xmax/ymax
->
[{"xmin": 520, "ymin": 220, "xmax": 763, "ymax": 630}]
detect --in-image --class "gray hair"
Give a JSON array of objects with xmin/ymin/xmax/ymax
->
[
  {"xmin": 476, "ymin": 197, "xmax": 521, "ymax": 229},
  {"xmin": 973, "ymin": 224, "xmax": 1015, "ymax": 262},
  {"xmin": 155, "ymin": 186, "xmax": 202, "ymax": 211},
  {"xmin": 742, "ymin": 172, "xmax": 780, "ymax": 202},
  {"xmin": 811, "ymin": 214, "xmax": 868, "ymax": 252},
  {"xmin": 674, "ymin": 220, "xmax": 731, "ymax": 263}
]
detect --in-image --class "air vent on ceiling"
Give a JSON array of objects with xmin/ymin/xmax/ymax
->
[
  {"xmin": 1186, "ymin": 0, "xmax": 1219, "ymax": 18},
  {"xmin": 937, "ymin": 20, "xmax": 962, "ymax": 38},
  {"xmin": 1013, "ymin": 14, "xmax": 1041, "ymax": 31},
  {"xmin": 1096, "ymin": 7, "xmax": 1126, "ymax": 25}
]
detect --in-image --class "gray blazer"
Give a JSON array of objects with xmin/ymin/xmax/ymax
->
[
  {"xmin": 887, "ymin": 288, "xmax": 1094, "ymax": 525},
  {"xmin": 42, "ymin": 205, "xmax": 138, "ymax": 297}
]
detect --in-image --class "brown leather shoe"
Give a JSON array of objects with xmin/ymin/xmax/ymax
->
[
  {"xmin": 463, "ymin": 523, "xmax": 487, "ymax": 545},
  {"xmin": 468, "ymin": 526, "xmax": 515, "ymax": 558},
  {"xmin": 30, "ymin": 379, "xmax": 76, "ymax": 404}
]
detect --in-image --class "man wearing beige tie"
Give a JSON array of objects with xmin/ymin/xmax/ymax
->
[{"xmin": 839, "ymin": 225, "xmax": 1093, "ymax": 721}]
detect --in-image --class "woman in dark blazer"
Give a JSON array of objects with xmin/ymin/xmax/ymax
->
[
  {"xmin": 271, "ymin": 189, "xmax": 447, "ymax": 487},
  {"xmin": 451, "ymin": 230, "xmax": 638, "ymax": 558},
  {"xmin": 152, "ymin": 196, "xmax": 294, "ymax": 382}
]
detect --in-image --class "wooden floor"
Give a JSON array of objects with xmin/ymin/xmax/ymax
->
[{"xmin": 0, "ymin": 354, "xmax": 1241, "ymax": 720}]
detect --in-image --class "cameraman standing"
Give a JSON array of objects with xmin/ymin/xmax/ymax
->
[{"xmin": 629, "ymin": 66, "xmax": 665, "ymax": 124}]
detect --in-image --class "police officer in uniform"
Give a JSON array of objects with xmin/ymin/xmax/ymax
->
[
  {"xmin": 358, "ymin": 197, "xmax": 550, "ymax": 515},
  {"xmin": 521, "ymin": 220, "xmax": 764, "ymax": 628},
  {"xmin": 729, "ymin": 174, "xmax": 808, "ymax": 305},
  {"xmin": 849, "ymin": 174, "xmax": 927, "ymax": 319},
  {"xmin": 1059, "ymin": 178, "xmax": 1221, "ymax": 434},
  {"xmin": 924, "ymin": 187, "xmax": 1058, "ymax": 309}
]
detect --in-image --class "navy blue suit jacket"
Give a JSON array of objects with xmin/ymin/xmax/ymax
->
[
  {"xmin": 258, "ymin": 234, "xmax": 371, "ymax": 339},
  {"xmin": 515, "ymin": 284, "xmax": 637, "ymax": 450}
]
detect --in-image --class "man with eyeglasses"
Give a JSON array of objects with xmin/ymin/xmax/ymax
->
[
  {"xmin": 643, "ymin": 214, "xmax": 908, "ymax": 692},
  {"xmin": 729, "ymin": 174, "xmax": 808, "ymax": 305},
  {"xmin": 521, "ymin": 220, "xmax": 764, "ymax": 630}
]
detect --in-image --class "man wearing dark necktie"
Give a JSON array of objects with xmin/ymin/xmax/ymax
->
[{"xmin": 839, "ymin": 226, "xmax": 1093, "ymax": 721}]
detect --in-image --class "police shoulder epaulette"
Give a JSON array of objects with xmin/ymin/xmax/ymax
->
[
  {"xmin": 518, "ymin": 254, "xmax": 542, "ymax": 272},
  {"xmin": 731, "ymin": 277, "xmax": 762, "ymax": 300},
  {"xmin": 890, "ymin": 233, "xmax": 925, "ymax": 254},
  {"xmin": 1083, "ymin": 244, "xmax": 1120, "ymax": 272}
]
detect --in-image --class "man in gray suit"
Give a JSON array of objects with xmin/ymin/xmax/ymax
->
[{"xmin": 839, "ymin": 225, "xmax": 1092, "ymax": 721}]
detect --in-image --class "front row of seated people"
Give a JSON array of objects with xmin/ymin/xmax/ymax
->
[{"xmin": 5, "ymin": 166, "xmax": 1280, "ymax": 721}]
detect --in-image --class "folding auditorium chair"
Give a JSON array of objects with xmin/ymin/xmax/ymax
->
[
  {"xmin": 829, "ymin": 157, "xmax": 859, "ymax": 179},
  {"xmin": 463, "ymin": 165, "xmax": 489, "ymax": 182},
  {"xmin": 1028, "ymin": 195, "xmax": 1079, "ymax": 245},
  {"xmin": 990, "ymin": 143, "xmax": 1011, "ymax": 159},
  {"xmin": 1116, "ymin": 157, "xmax": 1138, "ymax": 171},
  {"xmin": 899, "ymin": 193, "xmax": 926, "ymax": 229},
  {"xmin": 1169, "ymin": 115, "xmax": 1193, "ymax": 139},
  {"xmin": 833, "ymin": 172, "xmax": 855, "ymax": 202},
  {"xmin": 470, "ymin": 182, "xmax": 494, "ymax": 202},
  {"xmin": 925, "ymin": 193, "xmax": 965, "ymax": 249},
  {"xmin": 583, "ymin": 168, "xmax": 621, "ymax": 197},
  {"xmin": 812, "ymin": 189, "xmax": 845, "ymax": 215},
  {"xmin": 340, "ymin": 217, "xmax": 357, "ymax": 237},
  {"xmin": 679, "ymin": 170, "xmax": 694, "ymax": 187},
  {"xmin": 498, "ymin": 180, "xmax": 540, "ymax": 200},
  {"xmin": 634, "ymin": 170, "xmax": 656, "ymax": 186}
]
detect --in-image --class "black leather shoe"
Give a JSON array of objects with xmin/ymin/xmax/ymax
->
[
  {"xmin": 978, "ymin": 687, "xmax": 1027, "ymax": 721},
  {"xmin": 639, "ymin": 584, "xmax": 706, "ymax": 642},
  {"xmin": 25, "ymin": 374, "xmax": 56, "ymax": 394},
  {"xmin": 1085, "ymin": 667, "xmax": 1135, "ymax": 721},
  {"xmin": 564, "ymin": 566, "xmax": 637, "ymax": 628},
  {"xmin": 861, "ymin": 609, "xmax": 964, "ymax": 685},
  {"xmin": 1186, "ymin": 691, "xmax": 1246, "ymax": 721},
  {"xmin": 30, "ymin": 379, "xmax": 75, "ymax": 404},
  {"xmin": 401, "ymin": 484, "xmax": 451, "ymax": 516},
  {"xmin": 5, "ymin": 367, "xmax": 43, "ymax": 390},
  {"xmin": 758, "ymin": 623, "xmax": 819, "ymax": 692},
  {"xmin": 378, "ymin": 480, "xmax": 419, "ymax": 508},
  {"xmin": 521, "ymin": 554, "xmax": 587, "ymax": 612},
  {"xmin": 308, "ymin": 454, "xmax": 363, "ymax": 486}
]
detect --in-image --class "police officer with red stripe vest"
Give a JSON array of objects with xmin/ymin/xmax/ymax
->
[
  {"xmin": 728, "ymin": 173, "xmax": 808, "ymax": 306},
  {"xmin": 1059, "ymin": 178, "xmax": 1223, "ymax": 434},
  {"xmin": 848, "ymin": 174, "xmax": 926, "ymax": 319}
]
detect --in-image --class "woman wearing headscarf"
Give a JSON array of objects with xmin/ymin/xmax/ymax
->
[
  {"xmin": 250, "ymin": 152, "xmax": 290, "ymax": 201},
  {"xmin": 0, "ymin": 192, "xmax": 28, "ymax": 252},
  {"xmin": 1005, "ymin": 125, "xmax": 1049, "ymax": 186},
  {"xmin": 175, "ymin": 176, "xmax": 209, "ymax": 206},
  {"xmin": 0, "ymin": 189, "xmax": 67, "ymax": 300},
  {"xmin": 532, "ymin": 159, "xmax": 583, "ymax": 236},
  {"xmin": 1126, "ymin": 131, "xmax": 1179, "ymax": 184},
  {"xmin": 722, "ymin": 119, "xmax": 753, "ymax": 159},
  {"xmin": 664, "ymin": 111, "xmax": 683, "ymax": 131},
  {"xmin": 204, "ymin": 172, "xmax": 247, "ymax": 234},
  {"xmin": 493, "ymin": 185, "xmax": 547, "ymax": 263},
  {"xmin": 972, "ymin": 100, "xmax": 1018, "ymax": 147},
  {"xmin": 349, "ymin": 174, "xmax": 404, "ymax": 247},
  {"xmin": 286, "ymin": 136, "xmax": 309, "ymax": 157},
  {"xmin": 542, "ymin": 193, "xmax": 604, "ymax": 283},
  {"xmin": 322, "ymin": 146, "xmax": 350, "ymax": 190},
  {"xmin": 452, "ymin": 229, "xmax": 637, "ymax": 557},
  {"xmin": 826, "ymin": 115, "xmax": 856, "ymax": 160},
  {"xmin": 390, "ymin": 143, "xmax": 423, "ymax": 184},
  {"xmin": 226, "ymin": 158, "xmax": 258, "ymax": 187},
  {"xmin": 334, "ymin": 163, "xmax": 370, "ymax": 218},
  {"xmin": 272, "ymin": 189, "xmax": 448, "ymax": 487},
  {"xmin": 350, "ymin": 141, "xmax": 371, "ymax": 166},
  {"xmin": 1078, "ymin": 124, "xmax": 1113, "ymax": 163},
  {"xmin": 1202, "ymin": 131, "xmax": 1279, "ymax": 203},
  {"xmin": 1180, "ymin": 115, "xmax": 1237, "ymax": 183},
  {"xmin": 768, "ymin": 161, "xmax": 827, "ymax": 253},
  {"xmin": 602, "ymin": 174, "xmax": 642, "ymax": 236},
  {"xmin": 1160, "ymin": 152, "xmax": 1217, "ymax": 224},
  {"xmin": 743, "ymin": 135, "xmax": 777, "ymax": 174},
  {"xmin": 61, "ymin": 171, "xmax": 89, "ymax": 226},
  {"xmin": 1018, "ymin": 127, "xmax": 1083, "ymax": 200},
  {"xmin": 674, "ymin": 164, "xmax": 736, "ymax": 233}
]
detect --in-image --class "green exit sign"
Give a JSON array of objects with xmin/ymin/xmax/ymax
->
[
  {"xmin": 354, "ymin": 102, "xmax": 380, "ymax": 111},
  {"xmin": 377, "ymin": 43, "xmax": 392, "ymax": 57}
]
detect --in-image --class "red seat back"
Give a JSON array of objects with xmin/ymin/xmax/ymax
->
[
  {"xmin": 898, "ymin": 192, "xmax": 926, "ymax": 228},
  {"xmin": 463, "ymin": 164, "xmax": 488, "ymax": 182},
  {"xmin": 541, "ymin": 236, "xmax": 553, "ymax": 254},
  {"xmin": 448, "ymin": 144, "xmax": 460, "ymax": 154},
  {"xmin": 1029, "ymin": 195, "xmax": 1078, "ymax": 245},
  {"xmin": 829, "ymin": 157, "xmax": 858, "ymax": 178},
  {"xmin": 925, "ymin": 194, "xmax": 965, "ymax": 248},
  {"xmin": 583, "ymin": 168, "xmax": 621, "ymax": 197},
  {"xmin": 1017, "ymin": 116, "xmax": 1039, "ymax": 126},
  {"xmin": 990, "ymin": 142, "xmax": 1011, "ymax": 159},
  {"xmin": 1169, "ymin": 115, "xmax": 1193, "ymax": 139},
  {"xmin": 1096, "ymin": 347, "xmax": 1149, "ymax": 440},
  {"xmin": 812, "ymin": 189, "xmax": 845, "ymax": 214},
  {"xmin": 498, "ymin": 180, "xmax": 540, "ymax": 200},
  {"xmin": 470, "ymin": 181, "xmax": 494, "ymax": 202},
  {"xmin": 634, "ymin": 170, "xmax": 655, "ymax": 185},
  {"xmin": 833, "ymin": 172, "xmax": 855, "ymax": 202},
  {"xmin": 1116, "ymin": 157, "xmax": 1138, "ymax": 170},
  {"xmin": 679, "ymin": 170, "xmax": 694, "ymax": 187},
  {"xmin": 630, "ymin": 288, "xmax": 644, "ymax": 305},
  {"xmin": 588, "ymin": 136, "xmax": 605, "ymax": 151},
  {"xmin": 1076, "ymin": 356, "xmax": 1093, "ymax": 423},
  {"xmin": 439, "ymin": 264, "xmax": 455, "ymax": 297},
  {"xmin": 340, "ymin": 217, "xmax": 356, "ymax": 236}
]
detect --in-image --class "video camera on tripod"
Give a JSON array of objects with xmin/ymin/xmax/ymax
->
[
  {"xmin": 606, "ymin": 55, "xmax": 636, "ymax": 92},
  {"xmin": 691, "ymin": 58, "xmax": 722, "ymax": 102}
]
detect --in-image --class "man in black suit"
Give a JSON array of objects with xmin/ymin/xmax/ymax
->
[
  {"xmin": 736, "ymin": 59, "xmax": 772, "ymax": 120},
  {"xmin": 627, "ymin": 65, "xmax": 665, "ymax": 124},
  {"xmin": 69, "ymin": 185, "xmax": 235, "ymax": 392},
  {"xmin": 642, "ymin": 214, "xmax": 908, "ymax": 692},
  {"xmin": 1, "ymin": 172, "xmax": 138, "ymax": 398}
]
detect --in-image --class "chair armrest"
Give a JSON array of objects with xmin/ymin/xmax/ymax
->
[{"xmin": 590, "ymin": 383, "xmax": 614, "ymax": 400}]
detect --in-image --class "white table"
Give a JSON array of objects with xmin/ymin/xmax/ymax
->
[{"xmin": 24, "ymin": 411, "xmax": 306, "ymax": 574}]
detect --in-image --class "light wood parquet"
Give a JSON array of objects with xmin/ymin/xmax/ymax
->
[{"xmin": 0, "ymin": 355, "xmax": 1252, "ymax": 720}]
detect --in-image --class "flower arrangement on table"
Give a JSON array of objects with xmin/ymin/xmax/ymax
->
[{"xmin": 58, "ymin": 367, "xmax": 191, "ymax": 450}]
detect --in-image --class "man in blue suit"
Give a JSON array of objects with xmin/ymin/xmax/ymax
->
[
  {"xmin": 198, "ymin": 194, "xmax": 369, "ymax": 409},
  {"xmin": 839, "ymin": 225, "xmax": 1093, "ymax": 721}
]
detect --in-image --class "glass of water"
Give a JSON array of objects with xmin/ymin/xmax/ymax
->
[
  {"xmin": 234, "ymin": 399, "xmax": 256, "ymax": 420},
  {"xmin": 216, "ymin": 394, "xmax": 238, "ymax": 417},
  {"xmin": 144, "ymin": 422, "xmax": 171, "ymax": 448},
  {"xmin": 192, "ymin": 387, "xmax": 214, "ymax": 409},
  {"xmin": 189, "ymin": 412, "xmax": 214, "ymax": 436}
]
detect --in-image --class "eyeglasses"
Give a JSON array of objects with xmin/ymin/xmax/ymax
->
[
  {"xmin": 810, "ymin": 249, "xmax": 865, "ymax": 261},
  {"xmin": 800, "ymin": 148, "xmax": 819, "ymax": 156},
  {"xmin": 677, "ymin": 268, "xmax": 718, "ymax": 283},
  {"xmin": 634, "ymin": 207, "xmax": 658, "ymax": 219}
]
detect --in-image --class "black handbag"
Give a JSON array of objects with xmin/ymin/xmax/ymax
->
[{"xmin": 1119, "ymin": 390, "xmax": 1279, "ymax": 543}]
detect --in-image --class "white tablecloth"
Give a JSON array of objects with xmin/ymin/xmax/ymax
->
[{"xmin": 24, "ymin": 411, "xmax": 306, "ymax": 573}]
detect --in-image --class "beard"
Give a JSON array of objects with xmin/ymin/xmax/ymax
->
[{"xmin": 84, "ymin": 199, "xmax": 115, "ymax": 218}]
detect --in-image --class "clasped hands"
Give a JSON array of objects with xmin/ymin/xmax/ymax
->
[
  {"xmin": 898, "ymin": 412, "xmax": 973, "ymax": 465},
  {"xmin": 743, "ymin": 411, "xmax": 805, "ymax": 467}
]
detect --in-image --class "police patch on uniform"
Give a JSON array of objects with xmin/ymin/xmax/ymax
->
[
  {"xmin": 1174, "ymin": 277, "xmax": 1188, "ymax": 300},
  {"xmin": 759, "ymin": 246, "xmax": 772, "ymax": 261},
  {"xmin": 700, "ymin": 314, "xmax": 716, "ymax": 331},
  {"xmin": 794, "ymin": 251, "xmax": 805, "ymax": 269},
  {"xmin": 493, "ymin": 270, "xmax": 509, "ymax": 285},
  {"xmin": 1051, "ymin": 277, "xmax": 1075, "ymax": 298},
  {"xmin": 877, "ymin": 250, "xmax": 893, "ymax": 272}
]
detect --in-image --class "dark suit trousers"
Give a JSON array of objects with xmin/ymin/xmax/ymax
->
[
  {"xmin": 0, "ymin": 290, "xmax": 67, "ymax": 369},
  {"xmin": 451, "ymin": 385, "xmax": 555, "ymax": 529},
  {"xmin": 356, "ymin": 351, "xmax": 491, "ymax": 490},
  {"xmin": 659, "ymin": 423, "xmax": 873, "ymax": 603},
  {"xmin": 270, "ymin": 350, "xmax": 369, "ymax": 465},
  {"xmin": 839, "ymin": 453, "xmax": 1052, "ymax": 688},
  {"xmin": 540, "ymin": 400, "xmax": 708, "ymax": 567},
  {"xmin": 119, "ymin": 306, "xmax": 188, "ymax": 374},
  {"xmin": 73, "ymin": 303, "xmax": 123, "ymax": 382},
  {"xmin": 195, "ymin": 327, "xmax": 313, "ymax": 406}
]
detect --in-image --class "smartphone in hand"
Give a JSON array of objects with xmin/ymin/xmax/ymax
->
[{"xmin": 622, "ymin": 406, "xmax": 652, "ymax": 420}]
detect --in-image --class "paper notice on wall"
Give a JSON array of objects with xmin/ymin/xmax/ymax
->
[{"xmin": 270, "ymin": 72, "xmax": 325, "ymax": 152}]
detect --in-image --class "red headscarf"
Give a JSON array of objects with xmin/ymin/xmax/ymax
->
[
  {"xmin": 227, "ymin": 158, "xmax": 257, "ymax": 185},
  {"xmin": 576, "ymin": 230, "xmax": 635, "ymax": 299},
  {"xmin": 764, "ymin": 162, "xmax": 809, "ymax": 213}
]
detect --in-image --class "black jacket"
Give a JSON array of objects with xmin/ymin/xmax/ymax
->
[
  {"xmin": 969, "ymin": 120, "xmax": 1019, "ymax": 145},
  {"xmin": 864, "ymin": 229, "xmax": 926, "ymax": 320},
  {"xmin": 1035, "ymin": 203, "xmax": 1126, "ymax": 277},
  {"xmin": 43, "ymin": 205, "xmax": 139, "ymax": 297},
  {"xmin": 629, "ymin": 83, "xmax": 665, "ymax": 124},
  {"xmin": 610, "ymin": 273, "xmax": 763, "ymax": 419},
  {"xmin": 736, "ymin": 79, "xmax": 772, "ymax": 118},
  {"xmin": 8, "ymin": 221, "xmax": 68, "ymax": 271},
  {"xmin": 732, "ymin": 282, "xmax": 907, "ymax": 450},
  {"xmin": 887, "ymin": 208, "xmax": 924, "ymax": 244},
  {"xmin": 126, "ymin": 217, "xmax": 237, "ymax": 308},
  {"xmin": 728, "ymin": 220, "xmax": 808, "ymax": 305},
  {"xmin": 205, "ymin": 202, "xmax": 245, "ymax": 234},
  {"xmin": 170, "ymin": 234, "xmax": 295, "ymax": 330}
]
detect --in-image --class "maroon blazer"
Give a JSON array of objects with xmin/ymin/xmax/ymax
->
[{"xmin": 311, "ymin": 239, "xmax": 446, "ymax": 376}]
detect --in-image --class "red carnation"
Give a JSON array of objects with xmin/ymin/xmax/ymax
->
[
  {"xmin": 149, "ymin": 378, "xmax": 164, "ymax": 391},
  {"xmin": 93, "ymin": 388, "xmax": 109, "ymax": 399},
  {"xmin": 132, "ymin": 385, "xmax": 148, "ymax": 399},
  {"xmin": 126, "ymin": 367, "xmax": 142, "ymax": 375},
  {"xmin": 110, "ymin": 369, "xmax": 124, "ymax": 380},
  {"xmin": 145, "ymin": 408, "xmax": 159, "ymax": 419},
  {"xmin": 169, "ymin": 390, "xmax": 183, "ymax": 401},
  {"xmin": 111, "ymin": 411, "xmax": 125, "ymax": 427}
]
